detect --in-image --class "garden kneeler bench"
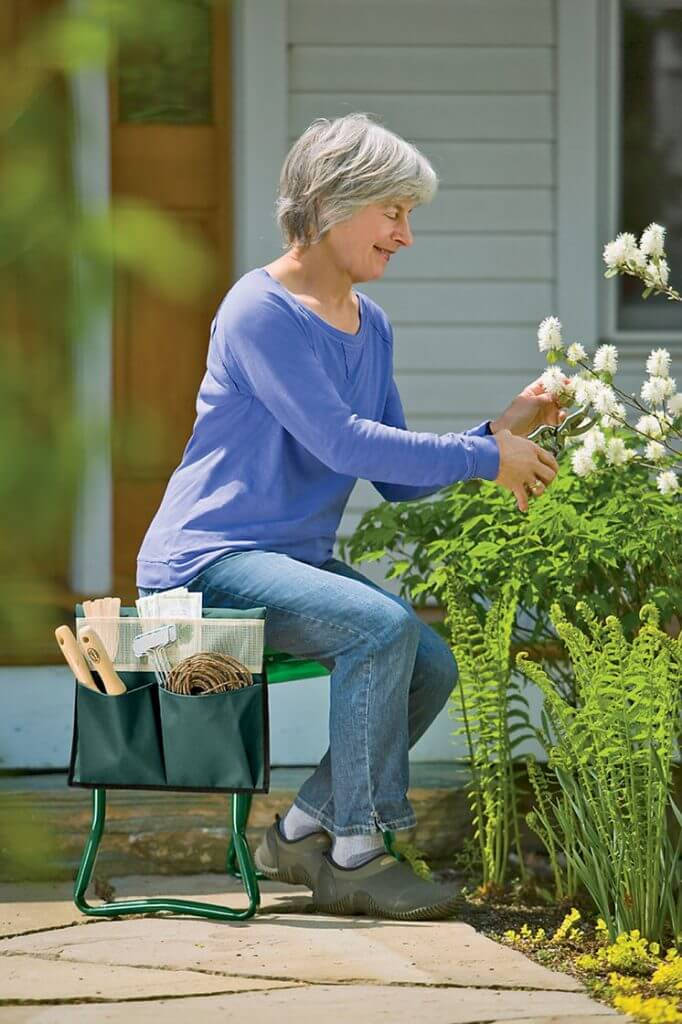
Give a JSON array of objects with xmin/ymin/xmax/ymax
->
[
  {"xmin": 68, "ymin": 604, "xmax": 402, "ymax": 921},
  {"xmin": 68, "ymin": 604, "xmax": 270, "ymax": 921}
]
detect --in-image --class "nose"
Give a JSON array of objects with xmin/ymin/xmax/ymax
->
[{"xmin": 394, "ymin": 216, "xmax": 414, "ymax": 248}]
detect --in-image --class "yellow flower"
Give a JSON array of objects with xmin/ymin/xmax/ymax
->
[
  {"xmin": 652, "ymin": 957, "xmax": 682, "ymax": 994},
  {"xmin": 613, "ymin": 993, "xmax": 682, "ymax": 1023},
  {"xmin": 550, "ymin": 907, "xmax": 582, "ymax": 945},
  {"xmin": 576, "ymin": 954, "xmax": 600, "ymax": 972},
  {"xmin": 608, "ymin": 971, "xmax": 640, "ymax": 994}
]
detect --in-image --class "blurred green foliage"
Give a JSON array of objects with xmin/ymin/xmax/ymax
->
[
  {"xmin": 1, "ymin": 0, "xmax": 217, "ymax": 874},
  {"xmin": 1, "ymin": 0, "xmax": 214, "ymax": 655}
]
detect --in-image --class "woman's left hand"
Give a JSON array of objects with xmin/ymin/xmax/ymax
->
[{"xmin": 491, "ymin": 376, "xmax": 572, "ymax": 437}]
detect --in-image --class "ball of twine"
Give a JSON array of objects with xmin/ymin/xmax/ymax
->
[{"xmin": 167, "ymin": 652, "xmax": 253, "ymax": 695}]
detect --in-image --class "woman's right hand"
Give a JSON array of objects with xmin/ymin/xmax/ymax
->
[{"xmin": 493, "ymin": 428, "xmax": 559, "ymax": 513}]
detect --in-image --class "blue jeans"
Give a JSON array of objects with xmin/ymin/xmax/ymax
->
[{"xmin": 139, "ymin": 550, "xmax": 457, "ymax": 836}]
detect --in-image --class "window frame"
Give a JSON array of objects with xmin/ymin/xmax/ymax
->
[{"xmin": 601, "ymin": 0, "xmax": 682, "ymax": 349}]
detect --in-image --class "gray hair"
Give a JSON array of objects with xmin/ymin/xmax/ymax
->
[{"xmin": 275, "ymin": 112, "xmax": 438, "ymax": 249}]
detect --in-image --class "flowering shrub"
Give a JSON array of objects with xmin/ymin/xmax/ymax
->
[
  {"xmin": 534, "ymin": 223, "xmax": 681, "ymax": 496},
  {"xmin": 340, "ymin": 454, "xmax": 681, "ymax": 695}
]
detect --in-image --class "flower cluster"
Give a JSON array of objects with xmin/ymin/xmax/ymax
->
[
  {"xmin": 612, "ymin": 993, "xmax": 682, "ymax": 1023},
  {"xmin": 503, "ymin": 922, "xmax": 547, "ymax": 948},
  {"xmin": 575, "ymin": 929, "xmax": 662, "ymax": 976},
  {"xmin": 535, "ymin": 325, "xmax": 680, "ymax": 497},
  {"xmin": 535, "ymin": 223, "xmax": 681, "ymax": 495},
  {"xmin": 651, "ymin": 953, "xmax": 682, "ymax": 995},
  {"xmin": 548, "ymin": 907, "xmax": 582, "ymax": 946},
  {"xmin": 503, "ymin": 917, "xmax": 682, "ymax": 1022},
  {"xmin": 602, "ymin": 222, "xmax": 681, "ymax": 301}
]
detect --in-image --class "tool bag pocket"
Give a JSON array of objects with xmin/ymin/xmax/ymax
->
[
  {"xmin": 67, "ymin": 606, "xmax": 270, "ymax": 792},
  {"xmin": 70, "ymin": 679, "xmax": 166, "ymax": 788},
  {"xmin": 158, "ymin": 682, "xmax": 266, "ymax": 791}
]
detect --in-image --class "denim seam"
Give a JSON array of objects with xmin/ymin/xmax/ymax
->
[{"xmin": 365, "ymin": 647, "xmax": 375, "ymax": 823}]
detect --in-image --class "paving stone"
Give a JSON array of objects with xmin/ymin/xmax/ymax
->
[
  {"xmin": 0, "ymin": 953, "xmax": 298, "ymax": 1002},
  {"xmin": 0, "ymin": 884, "xmax": 81, "ymax": 940},
  {"xmin": 1, "ymin": 913, "xmax": 584, "ymax": 991},
  {"xmin": 0, "ymin": 986, "xmax": 624, "ymax": 1023}
]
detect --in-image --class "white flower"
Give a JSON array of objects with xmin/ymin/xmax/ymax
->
[
  {"xmin": 668, "ymin": 392, "xmax": 682, "ymax": 418},
  {"xmin": 639, "ymin": 222, "xmax": 666, "ymax": 258},
  {"xmin": 636, "ymin": 414, "xmax": 666, "ymax": 440},
  {"xmin": 631, "ymin": 249, "xmax": 649, "ymax": 270},
  {"xmin": 646, "ymin": 347, "xmax": 672, "ymax": 378},
  {"xmin": 605, "ymin": 437, "xmax": 632, "ymax": 466},
  {"xmin": 600, "ymin": 402, "xmax": 627, "ymax": 429},
  {"xmin": 537, "ymin": 316, "xmax": 563, "ymax": 353},
  {"xmin": 540, "ymin": 367, "xmax": 569, "ymax": 398},
  {"xmin": 647, "ymin": 259, "xmax": 670, "ymax": 288},
  {"xmin": 566, "ymin": 342, "xmax": 587, "ymax": 364},
  {"xmin": 589, "ymin": 380, "xmax": 619, "ymax": 415},
  {"xmin": 583, "ymin": 426, "xmax": 607, "ymax": 453},
  {"xmin": 572, "ymin": 375, "xmax": 592, "ymax": 406},
  {"xmin": 603, "ymin": 232, "xmax": 639, "ymax": 268},
  {"xmin": 634, "ymin": 411, "xmax": 671, "ymax": 440},
  {"xmin": 645, "ymin": 440, "xmax": 666, "ymax": 463},
  {"xmin": 593, "ymin": 344, "xmax": 618, "ymax": 375},
  {"xmin": 656, "ymin": 470, "xmax": 679, "ymax": 496},
  {"xmin": 641, "ymin": 376, "xmax": 672, "ymax": 406},
  {"xmin": 571, "ymin": 446, "xmax": 598, "ymax": 477}
]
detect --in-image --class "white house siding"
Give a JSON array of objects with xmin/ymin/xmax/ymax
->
[{"xmin": 285, "ymin": 0, "xmax": 557, "ymax": 551}]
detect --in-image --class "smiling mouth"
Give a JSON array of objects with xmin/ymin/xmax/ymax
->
[{"xmin": 374, "ymin": 246, "xmax": 394, "ymax": 259}]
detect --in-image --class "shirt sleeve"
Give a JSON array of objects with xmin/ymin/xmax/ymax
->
[
  {"xmin": 218, "ymin": 289, "xmax": 500, "ymax": 488},
  {"xmin": 371, "ymin": 377, "xmax": 498, "ymax": 501}
]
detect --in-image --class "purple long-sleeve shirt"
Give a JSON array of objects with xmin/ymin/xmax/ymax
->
[{"xmin": 136, "ymin": 267, "xmax": 500, "ymax": 589}]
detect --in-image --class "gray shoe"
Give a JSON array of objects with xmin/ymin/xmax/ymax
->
[
  {"xmin": 253, "ymin": 813, "xmax": 331, "ymax": 889},
  {"xmin": 313, "ymin": 850, "xmax": 464, "ymax": 921}
]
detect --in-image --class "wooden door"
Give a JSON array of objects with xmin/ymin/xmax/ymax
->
[{"xmin": 111, "ymin": 0, "xmax": 232, "ymax": 599}]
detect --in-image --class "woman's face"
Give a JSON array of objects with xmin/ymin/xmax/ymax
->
[{"xmin": 325, "ymin": 199, "xmax": 415, "ymax": 282}]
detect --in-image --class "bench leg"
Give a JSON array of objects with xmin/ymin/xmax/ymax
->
[
  {"xmin": 74, "ymin": 788, "xmax": 261, "ymax": 921},
  {"xmin": 226, "ymin": 792, "xmax": 271, "ymax": 880}
]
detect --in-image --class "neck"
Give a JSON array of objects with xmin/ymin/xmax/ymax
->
[{"xmin": 282, "ymin": 243, "xmax": 355, "ymax": 309}]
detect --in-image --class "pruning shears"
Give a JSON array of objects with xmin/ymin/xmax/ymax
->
[{"xmin": 527, "ymin": 405, "xmax": 598, "ymax": 457}]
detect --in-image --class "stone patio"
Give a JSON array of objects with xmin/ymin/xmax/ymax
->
[{"xmin": 0, "ymin": 874, "xmax": 627, "ymax": 1023}]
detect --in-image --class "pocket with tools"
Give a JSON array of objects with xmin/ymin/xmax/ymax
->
[{"xmin": 63, "ymin": 603, "xmax": 270, "ymax": 793}]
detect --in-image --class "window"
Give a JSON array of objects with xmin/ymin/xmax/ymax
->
[{"xmin": 611, "ymin": 1, "xmax": 682, "ymax": 334}]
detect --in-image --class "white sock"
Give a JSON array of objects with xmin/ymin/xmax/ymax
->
[
  {"xmin": 331, "ymin": 832, "xmax": 386, "ymax": 869},
  {"xmin": 280, "ymin": 803, "xmax": 326, "ymax": 840}
]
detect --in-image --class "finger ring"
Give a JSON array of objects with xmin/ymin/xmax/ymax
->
[{"xmin": 531, "ymin": 481, "xmax": 544, "ymax": 493}]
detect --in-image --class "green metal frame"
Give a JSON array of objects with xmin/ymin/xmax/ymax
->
[
  {"xmin": 75, "ymin": 787, "xmax": 261, "ymax": 920},
  {"xmin": 73, "ymin": 648, "xmax": 403, "ymax": 919}
]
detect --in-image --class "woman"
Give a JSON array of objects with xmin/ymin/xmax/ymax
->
[{"xmin": 137, "ymin": 112, "xmax": 563, "ymax": 920}]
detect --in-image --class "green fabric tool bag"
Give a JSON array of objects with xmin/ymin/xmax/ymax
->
[{"xmin": 67, "ymin": 606, "xmax": 270, "ymax": 794}]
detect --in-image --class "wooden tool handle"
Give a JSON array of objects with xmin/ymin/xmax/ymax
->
[
  {"xmin": 55, "ymin": 626, "xmax": 100, "ymax": 692},
  {"xmin": 77, "ymin": 629, "xmax": 127, "ymax": 696}
]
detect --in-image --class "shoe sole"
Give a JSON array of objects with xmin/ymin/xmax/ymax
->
[{"xmin": 313, "ymin": 890, "xmax": 465, "ymax": 921}]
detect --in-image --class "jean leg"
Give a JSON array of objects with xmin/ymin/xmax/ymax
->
[
  {"xmin": 171, "ymin": 550, "xmax": 423, "ymax": 835},
  {"xmin": 294, "ymin": 557, "xmax": 457, "ymax": 826}
]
